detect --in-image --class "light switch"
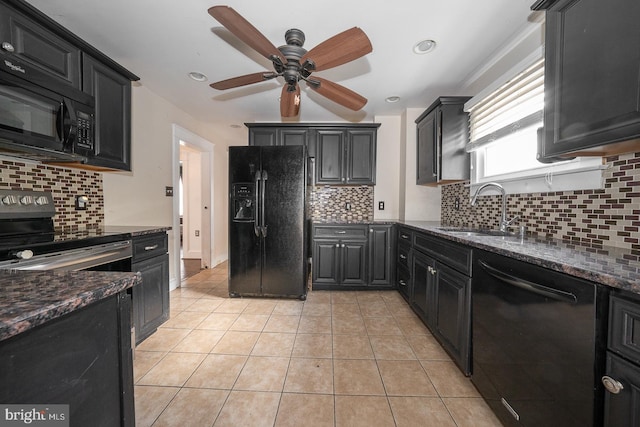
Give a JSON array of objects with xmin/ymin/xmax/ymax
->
[{"xmin": 378, "ymin": 201, "xmax": 385, "ymax": 210}]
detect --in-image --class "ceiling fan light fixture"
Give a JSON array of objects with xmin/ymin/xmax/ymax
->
[
  {"xmin": 188, "ymin": 71, "xmax": 208, "ymax": 82},
  {"xmin": 413, "ymin": 39, "xmax": 436, "ymax": 54},
  {"xmin": 386, "ymin": 96, "xmax": 401, "ymax": 103}
]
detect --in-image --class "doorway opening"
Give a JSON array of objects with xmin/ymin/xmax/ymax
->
[{"xmin": 172, "ymin": 125, "xmax": 214, "ymax": 289}]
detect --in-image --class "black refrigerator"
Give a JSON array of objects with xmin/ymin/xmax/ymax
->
[{"xmin": 228, "ymin": 145, "xmax": 307, "ymax": 299}]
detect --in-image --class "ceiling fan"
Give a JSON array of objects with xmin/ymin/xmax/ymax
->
[{"xmin": 207, "ymin": 6, "xmax": 373, "ymax": 117}]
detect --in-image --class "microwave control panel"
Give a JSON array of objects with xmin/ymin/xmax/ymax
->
[{"xmin": 76, "ymin": 110, "xmax": 94, "ymax": 150}]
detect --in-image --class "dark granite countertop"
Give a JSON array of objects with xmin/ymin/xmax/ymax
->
[
  {"xmin": 0, "ymin": 270, "xmax": 141, "ymax": 342},
  {"xmin": 398, "ymin": 220, "xmax": 640, "ymax": 294},
  {"xmin": 0, "ymin": 225, "xmax": 168, "ymax": 342}
]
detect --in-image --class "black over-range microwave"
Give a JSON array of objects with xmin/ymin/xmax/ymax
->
[{"xmin": 0, "ymin": 58, "xmax": 95, "ymax": 163}]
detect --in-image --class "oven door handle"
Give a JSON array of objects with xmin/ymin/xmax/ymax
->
[
  {"xmin": 0, "ymin": 241, "xmax": 132, "ymax": 271},
  {"xmin": 478, "ymin": 259, "xmax": 577, "ymax": 304}
]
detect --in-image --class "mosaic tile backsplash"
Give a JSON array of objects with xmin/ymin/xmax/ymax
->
[
  {"xmin": 0, "ymin": 159, "xmax": 104, "ymax": 230},
  {"xmin": 441, "ymin": 152, "xmax": 640, "ymax": 254},
  {"xmin": 309, "ymin": 185, "xmax": 374, "ymax": 222}
]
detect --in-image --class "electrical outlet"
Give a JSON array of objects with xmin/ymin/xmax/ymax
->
[
  {"xmin": 454, "ymin": 198, "xmax": 460, "ymax": 210},
  {"xmin": 378, "ymin": 201, "xmax": 385, "ymax": 210},
  {"xmin": 195, "ymin": 230, "xmax": 200, "ymax": 237},
  {"xmin": 165, "ymin": 186, "xmax": 174, "ymax": 197},
  {"xmin": 345, "ymin": 202, "xmax": 351, "ymax": 211}
]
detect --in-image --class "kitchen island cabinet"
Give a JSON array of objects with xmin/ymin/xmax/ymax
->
[
  {"xmin": 533, "ymin": 0, "xmax": 640, "ymax": 160},
  {"xmin": 0, "ymin": 270, "xmax": 139, "ymax": 427}
]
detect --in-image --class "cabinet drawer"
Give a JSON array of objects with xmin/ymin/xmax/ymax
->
[
  {"xmin": 132, "ymin": 233, "xmax": 168, "ymax": 262},
  {"xmin": 397, "ymin": 227, "xmax": 413, "ymax": 245},
  {"xmin": 397, "ymin": 266, "xmax": 411, "ymax": 299},
  {"xmin": 397, "ymin": 243, "xmax": 411, "ymax": 270},
  {"xmin": 609, "ymin": 295, "xmax": 640, "ymax": 364},
  {"xmin": 414, "ymin": 232, "xmax": 471, "ymax": 276},
  {"xmin": 313, "ymin": 225, "xmax": 367, "ymax": 239}
]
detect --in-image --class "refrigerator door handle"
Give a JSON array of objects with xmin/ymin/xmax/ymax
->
[
  {"xmin": 254, "ymin": 170, "xmax": 262, "ymax": 237},
  {"xmin": 261, "ymin": 170, "xmax": 268, "ymax": 237}
]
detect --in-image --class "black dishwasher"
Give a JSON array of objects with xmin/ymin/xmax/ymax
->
[{"xmin": 472, "ymin": 249, "xmax": 608, "ymax": 427}]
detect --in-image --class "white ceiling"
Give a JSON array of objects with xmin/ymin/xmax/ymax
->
[{"xmin": 26, "ymin": 0, "xmax": 537, "ymax": 127}]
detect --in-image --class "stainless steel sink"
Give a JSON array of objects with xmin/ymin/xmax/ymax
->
[{"xmin": 436, "ymin": 227, "xmax": 515, "ymax": 237}]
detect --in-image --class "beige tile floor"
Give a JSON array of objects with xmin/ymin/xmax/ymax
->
[{"xmin": 134, "ymin": 262, "xmax": 503, "ymax": 427}]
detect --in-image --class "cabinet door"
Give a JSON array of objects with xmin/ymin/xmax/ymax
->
[
  {"xmin": 412, "ymin": 250, "xmax": 435, "ymax": 322},
  {"xmin": 249, "ymin": 127, "xmax": 277, "ymax": 146},
  {"xmin": 133, "ymin": 253, "xmax": 169, "ymax": 344},
  {"xmin": 433, "ymin": 262, "xmax": 471, "ymax": 375},
  {"xmin": 416, "ymin": 109, "xmax": 438, "ymax": 184},
  {"xmin": 604, "ymin": 352, "xmax": 640, "ymax": 427},
  {"xmin": 369, "ymin": 225, "xmax": 394, "ymax": 286},
  {"xmin": 315, "ymin": 129, "xmax": 344, "ymax": 184},
  {"xmin": 540, "ymin": 0, "xmax": 640, "ymax": 158},
  {"xmin": 345, "ymin": 129, "xmax": 376, "ymax": 184},
  {"xmin": 341, "ymin": 239, "xmax": 368, "ymax": 285},
  {"xmin": 83, "ymin": 54, "xmax": 132, "ymax": 171},
  {"xmin": 0, "ymin": 3, "xmax": 81, "ymax": 90},
  {"xmin": 312, "ymin": 240, "xmax": 340, "ymax": 285},
  {"xmin": 280, "ymin": 128, "xmax": 309, "ymax": 146}
]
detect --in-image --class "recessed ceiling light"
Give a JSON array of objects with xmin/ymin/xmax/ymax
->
[
  {"xmin": 386, "ymin": 96, "xmax": 401, "ymax": 103},
  {"xmin": 188, "ymin": 71, "xmax": 208, "ymax": 82},
  {"xmin": 413, "ymin": 39, "xmax": 436, "ymax": 54}
]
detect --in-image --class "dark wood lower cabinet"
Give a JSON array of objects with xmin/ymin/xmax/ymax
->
[
  {"xmin": 396, "ymin": 226, "xmax": 472, "ymax": 375},
  {"xmin": 0, "ymin": 292, "xmax": 134, "ymax": 427},
  {"xmin": 604, "ymin": 352, "xmax": 640, "ymax": 426},
  {"xmin": 311, "ymin": 224, "xmax": 395, "ymax": 290},
  {"xmin": 131, "ymin": 232, "xmax": 170, "ymax": 344}
]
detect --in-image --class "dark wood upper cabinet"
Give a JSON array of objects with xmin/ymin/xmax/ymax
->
[
  {"xmin": 82, "ymin": 54, "xmax": 132, "ymax": 171},
  {"xmin": 0, "ymin": 2, "xmax": 81, "ymax": 91},
  {"xmin": 246, "ymin": 123, "xmax": 379, "ymax": 185},
  {"xmin": 533, "ymin": 0, "xmax": 640, "ymax": 159},
  {"xmin": 415, "ymin": 96, "xmax": 471, "ymax": 186}
]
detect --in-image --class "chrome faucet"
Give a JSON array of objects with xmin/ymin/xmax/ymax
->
[{"xmin": 470, "ymin": 182, "xmax": 519, "ymax": 232}]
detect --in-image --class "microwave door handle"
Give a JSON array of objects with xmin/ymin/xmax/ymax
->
[{"xmin": 61, "ymin": 99, "xmax": 77, "ymax": 151}]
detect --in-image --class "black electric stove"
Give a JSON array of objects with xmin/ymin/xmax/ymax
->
[{"xmin": 0, "ymin": 189, "xmax": 131, "ymax": 269}]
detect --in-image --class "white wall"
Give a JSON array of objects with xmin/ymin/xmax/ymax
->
[
  {"xmin": 372, "ymin": 115, "xmax": 401, "ymax": 220},
  {"xmin": 401, "ymin": 108, "xmax": 441, "ymax": 221},
  {"xmin": 180, "ymin": 147, "xmax": 202, "ymax": 259},
  {"xmin": 102, "ymin": 85, "xmax": 240, "ymax": 286}
]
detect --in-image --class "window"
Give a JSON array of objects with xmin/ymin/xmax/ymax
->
[{"xmin": 466, "ymin": 53, "xmax": 604, "ymax": 194}]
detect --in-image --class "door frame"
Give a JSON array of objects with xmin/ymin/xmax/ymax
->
[{"xmin": 172, "ymin": 124, "xmax": 214, "ymax": 289}]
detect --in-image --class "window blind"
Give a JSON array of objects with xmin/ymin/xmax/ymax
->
[{"xmin": 466, "ymin": 58, "xmax": 544, "ymax": 152}]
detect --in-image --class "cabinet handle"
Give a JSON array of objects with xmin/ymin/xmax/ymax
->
[
  {"xmin": 336, "ymin": 231, "xmax": 347, "ymax": 234},
  {"xmin": 2, "ymin": 42, "xmax": 15, "ymax": 53},
  {"xmin": 428, "ymin": 266, "xmax": 437, "ymax": 275},
  {"xmin": 401, "ymin": 234, "xmax": 409, "ymax": 239},
  {"xmin": 335, "ymin": 244, "xmax": 340, "ymax": 248},
  {"xmin": 341, "ymin": 244, "xmax": 345, "ymax": 248},
  {"xmin": 602, "ymin": 376, "xmax": 624, "ymax": 394},
  {"xmin": 400, "ymin": 254, "xmax": 407, "ymax": 260},
  {"xmin": 399, "ymin": 280, "xmax": 407, "ymax": 286},
  {"xmin": 144, "ymin": 244, "xmax": 159, "ymax": 251}
]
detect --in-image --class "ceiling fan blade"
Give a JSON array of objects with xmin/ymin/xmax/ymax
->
[
  {"xmin": 210, "ymin": 72, "xmax": 276, "ymax": 90},
  {"xmin": 208, "ymin": 6, "xmax": 284, "ymax": 63},
  {"xmin": 280, "ymin": 84, "xmax": 301, "ymax": 117},
  {"xmin": 301, "ymin": 27, "xmax": 372, "ymax": 72},
  {"xmin": 308, "ymin": 77, "xmax": 367, "ymax": 111}
]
